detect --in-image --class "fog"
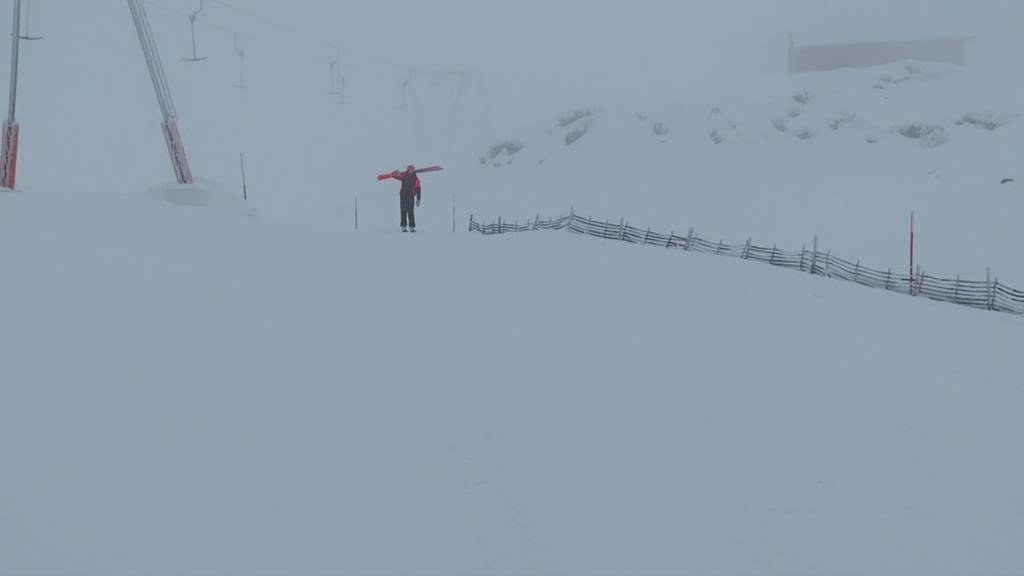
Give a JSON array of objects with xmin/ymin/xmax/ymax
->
[
  {"xmin": 5, "ymin": 4, "xmax": 1024, "ymax": 573},
  {"xmin": 5, "ymin": 1, "xmax": 1024, "ymax": 205},
  {"xmin": 15, "ymin": 1, "xmax": 1024, "ymax": 116}
]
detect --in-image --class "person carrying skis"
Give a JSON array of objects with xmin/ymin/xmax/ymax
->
[{"xmin": 392, "ymin": 164, "xmax": 422, "ymax": 232}]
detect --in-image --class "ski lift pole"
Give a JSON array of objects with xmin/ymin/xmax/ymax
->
[
  {"xmin": 127, "ymin": 0, "xmax": 194, "ymax": 185},
  {"xmin": 1, "ymin": 0, "xmax": 23, "ymax": 189}
]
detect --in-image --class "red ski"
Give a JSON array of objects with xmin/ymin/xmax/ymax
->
[{"xmin": 377, "ymin": 165, "xmax": 444, "ymax": 181}]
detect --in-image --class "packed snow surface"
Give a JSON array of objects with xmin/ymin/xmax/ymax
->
[
  {"xmin": 4, "ymin": 3, "xmax": 1024, "ymax": 573},
  {"xmin": 1, "ymin": 193, "xmax": 1022, "ymax": 575}
]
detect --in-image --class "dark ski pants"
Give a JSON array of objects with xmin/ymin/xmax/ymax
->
[{"xmin": 401, "ymin": 195, "xmax": 416, "ymax": 229}]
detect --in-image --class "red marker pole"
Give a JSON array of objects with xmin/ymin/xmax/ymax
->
[{"xmin": 1, "ymin": 0, "xmax": 23, "ymax": 190}]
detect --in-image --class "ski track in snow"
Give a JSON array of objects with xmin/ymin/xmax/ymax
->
[{"xmin": 2, "ymin": 192, "xmax": 1024, "ymax": 575}]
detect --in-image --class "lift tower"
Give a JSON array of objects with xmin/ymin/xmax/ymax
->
[
  {"xmin": 1, "ymin": 0, "xmax": 23, "ymax": 189},
  {"xmin": 127, "ymin": 0, "xmax": 194, "ymax": 184}
]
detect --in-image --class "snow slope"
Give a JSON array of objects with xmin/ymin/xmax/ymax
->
[
  {"xmin": 2, "ymin": 192, "xmax": 1022, "ymax": 575},
  {"xmin": 4, "ymin": 3, "xmax": 1024, "ymax": 574},
  {"xmin": 459, "ymin": 62, "xmax": 1024, "ymax": 285},
  {"xmin": 10, "ymin": 5, "xmax": 1024, "ymax": 289}
]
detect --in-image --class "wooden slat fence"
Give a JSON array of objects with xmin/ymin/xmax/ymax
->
[{"xmin": 468, "ymin": 211, "xmax": 1023, "ymax": 316}]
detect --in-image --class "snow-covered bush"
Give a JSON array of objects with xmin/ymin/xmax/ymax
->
[
  {"xmin": 487, "ymin": 140, "xmax": 525, "ymax": 159},
  {"xmin": 795, "ymin": 128, "xmax": 815, "ymax": 141},
  {"xmin": 896, "ymin": 123, "xmax": 947, "ymax": 147},
  {"xmin": 791, "ymin": 90, "xmax": 814, "ymax": 105},
  {"xmin": 829, "ymin": 112, "xmax": 857, "ymax": 131},
  {"xmin": 559, "ymin": 108, "xmax": 597, "ymax": 128},
  {"xmin": 565, "ymin": 122, "xmax": 593, "ymax": 146},
  {"xmin": 957, "ymin": 113, "xmax": 1014, "ymax": 132}
]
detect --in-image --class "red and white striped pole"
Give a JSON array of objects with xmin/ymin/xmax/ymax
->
[
  {"xmin": 1, "ymin": 0, "xmax": 24, "ymax": 190},
  {"xmin": 127, "ymin": 0, "xmax": 194, "ymax": 185}
]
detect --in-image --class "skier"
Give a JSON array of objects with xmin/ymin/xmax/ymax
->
[{"xmin": 391, "ymin": 164, "xmax": 422, "ymax": 232}]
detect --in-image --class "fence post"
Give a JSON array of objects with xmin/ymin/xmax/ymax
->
[
  {"xmin": 854, "ymin": 260, "xmax": 861, "ymax": 284},
  {"xmin": 716, "ymin": 240, "xmax": 723, "ymax": 255},
  {"xmin": 742, "ymin": 238, "xmax": 752, "ymax": 260},
  {"xmin": 686, "ymin": 228, "xmax": 695, "ymax": 251},
  {"xmin": 800, "ymin": 246, "xmax": 806, "ymax": 271},
  {"xmin": 916, "ymin": 267, "xmax": 924, "ymax": 297},
  {"xmin": 769, "ymin": 245, "xmax": 778, "ymax": 265},
  {"xmin": 809, "ymin": 236, "xmax": 819, "ymax": 275},
  {"xmin": 953, "ymin": 275, "xmax": 961, "ymax": 304},
  {"xmin": 533, "ymin": 213, "xmax": 540, "ymax": 230},
  {"xmin": 824, "ymin": 251, "xmax": 832, "ymax": 277},
  {"xmin": 987, "ymin": 268, "xmax": 995, "ymax": 309},
  {"xmin": 498, "ymin": 217, "xmax": 503, "ymax": 234},
  {"xmin": 667, "ymin": 231, "xmax": 674, "ymax": 248},
  {"xmin": 618, "ymin": 218, "xmax": 626, "ymax": 241},
  {"xmin": 469, "ymin": 214, "xmax": 474, "ymax": 232},
  {"xmin": 566, "ymin": 206, "xmax": 575, "ymax": 233},
  {"xmin": 886, "ymin": 268, "xmax": 892, "ymax": 290},
  {"xmin": 643, "ymin": 228, "xmax": 650, "ymax": 245}
]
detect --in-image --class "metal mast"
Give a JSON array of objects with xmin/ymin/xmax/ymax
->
[
  {"xmin": 127, "ymin": 0, "xmax": 194, "ymax": 185},
  {"xmin": 1, "ymin": 0, "xmax": 23, "ymax": 189}
]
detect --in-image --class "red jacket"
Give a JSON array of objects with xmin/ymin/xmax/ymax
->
[{"xmin": 398, "ymin": 171, "xmax": 422, "ymax": 200}]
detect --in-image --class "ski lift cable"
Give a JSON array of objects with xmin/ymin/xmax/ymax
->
[
  {"xmin": 145, "ymin": 1, "xmax": 236, "ymax": 40},
  {"xmin": 144, "ymin": 0, "xmax": 324, "ymax": 65},
  {"xmin": 206, "ymin": 0, "xmax": 462, "ymax": 77},
  {"xmin": 210, "ymin": 0, "xmax": 335, "ymax": 51},
  {"xmin": 148, "ymin": 0, "xmax": 477, "ymax": 78},
  {"xmin": 146, "ymin": 0, "xmax": 485, "ymax": 96}
]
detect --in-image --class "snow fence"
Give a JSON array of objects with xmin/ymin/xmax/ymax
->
[{"xmin": 469, "ymin": 211, "xmax": 1024, "ymax": 317}]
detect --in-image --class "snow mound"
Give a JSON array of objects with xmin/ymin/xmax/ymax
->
[{"xmin": 146, "ymin": 179, "xmax": 257, "ymax": 219}]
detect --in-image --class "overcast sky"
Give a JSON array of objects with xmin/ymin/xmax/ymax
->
[
  {"xmin": 17, "ymin": 1, "xmax": 1024, "ymax": 99},
  {"xmin": 6, "ymin": 0, "xmax": 1024, "ymax": 198},
  {"xmin": 203, "ymin": 0, "xmax": 1023, "ymax": 73}
]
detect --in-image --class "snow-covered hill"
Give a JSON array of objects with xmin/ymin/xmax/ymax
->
[
  {"xmin": 3, "ymin": 2, "xmax": 1024, "ymax": 574},
  {"xmin": 1, "ymin": 192, "xmax": 1022, "ymax": 574},
  {"xmin": 459, "ymin": 62, "xmax": 1024, "ymax": 284},
  {"xmin": 9, "ymin": 5, "xmax": 1024, "ymax": 288}
]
